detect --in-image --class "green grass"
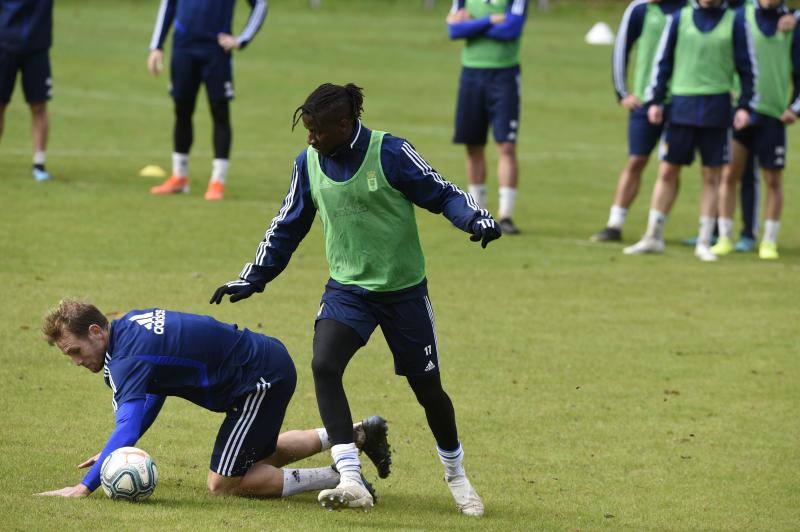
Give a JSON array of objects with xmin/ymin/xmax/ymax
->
[{"xmin": 1, "ymin": 0, "xmax": 799, "ymax": 529}]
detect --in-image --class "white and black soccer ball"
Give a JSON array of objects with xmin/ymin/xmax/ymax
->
[{"xmin": 100, "ymin": 447, "xmax": 158, "ymax": 502}]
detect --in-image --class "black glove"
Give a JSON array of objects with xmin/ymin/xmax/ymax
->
[
  {"xmin": 470, "ymin": 218, "xmax": 502, "ymax": 249},
  {"xmin": 209, "ymin": 280, "xmax": 258, "ymax": 304}
]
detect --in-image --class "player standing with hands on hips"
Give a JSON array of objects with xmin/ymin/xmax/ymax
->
[
  {"xmin": 211, "ymin": 83, "xmax": 500, "ymax": 515},
  {"xmin": 147, "ymin": 0, "xmax": 267, "ymax": 200}
]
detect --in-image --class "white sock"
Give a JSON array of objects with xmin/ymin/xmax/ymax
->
[
  {"xmin": 763, "ymin": 219, "xmax": 780, "ymax": 244},
  {"xmin": 717, "ymin": 217, "xmax": 734, "ymax": 239},
  {"xmin": 281, "ymin": 466, "xmax": 340, "ymax": 497},
  {"xmin": 172, "ymin": 152, "xmax": 189, "ymax": 178},
  {"xmin": 698, "ymin": 216, "xmax": 715, "ymax": 247},
  {"xmin": 331, "ymin": 443, "xmax": 361, "ymax": 484},
  {"xmin": 33, "ymin": 151, "xmax": 46, "ymax": 166},
  {"xmin": 498, "ymin": 186, "xmax": 517, "ymax": 220},
  {"xmin": 316, "ymin": 427, "xmax": 332, "ymax": 451},
  {"xmin": 211, "ymin": 158, "xmax": 229, "ymax": 184},
  {"xmin": 468, "ymin": 184, "xmax": 487, "ymax": 209},
  {"xmin": 607, "ymin": 205, "xmax": 628, "ymax": 230},
  {"xmin": 437, "ymin": 442, "xmax": 465, "ymax": 480},
  {"xmin": 645, "ymin": 209, "xmax": 667, "ymax": 240}
]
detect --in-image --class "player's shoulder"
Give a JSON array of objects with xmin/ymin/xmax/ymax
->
[{"xmin": 624, "ymin": 0, "xmax": 650, "ymax": 16}]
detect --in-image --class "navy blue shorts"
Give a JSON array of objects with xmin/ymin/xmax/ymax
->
[
  {"xmin": 628, "ymin": 106, "xmax": 664, "ymax": 156},
  {"xmin": 0, "ymin": 48, "xmax": 51, "ymax": 104},
  {"xmin": 732, "ymin": 117, "xmax": 786, "ymax": 170},
  {"xmin": 661, "ymin": 123, "xmax": 730, "ymax": 166},
  {"xmin": 316, "ymin": 286, "xmax": 441, "ymax": 377},
  {"xmin": 170, "ymin": 47, "xmax": 233, "ymax": 103},
  {"xmin": 454, "ymin": 65, "xmax": 520, "ymax": 145},
  {"xmin": 209, "ymin": 341, "xmax": 296, "ymax": 477}
]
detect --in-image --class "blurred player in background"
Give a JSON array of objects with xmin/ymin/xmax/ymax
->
[
  {"xmin": 447, "ymin": 0, "xmax": 528, "ymax": 235},
  {"xmin": 711, "ymin": 0, "xmax": 800, "ymax": 260},
  {"xmin": 592, "ymin": 0, "xmax": 686, "ymax": 243},
  {"xmin": 0, "ymin": 0, "xmax": 53, "ymax": 181},
  {"xmin": 211, "ymin": 83, "xmax": 499, "ymax": 515},
  {"xmin": 38, "ymin": 299, "xmax": 390, "ymax": 500},
  {"xmin": 147, "ymin": 0, "xmax": 267, "ymax": 200},
  {"xmin": 624, "ymin": 0, "xmax": 754, "ymax": 261}
]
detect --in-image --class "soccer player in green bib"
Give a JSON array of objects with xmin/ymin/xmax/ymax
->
[
  {"xmin": 711, "ymin": 0, "xmax": 800, "ymax": 260},
  {"xmin": 624, "ymin": 0, "xmax": 755, "ymax": 261},
  {"xmin": 592, "ymin": 0, "xmax": 686, "ymax": 242},
  {"xmin": 211, "ymin": 83, "xmax": 501, "ymax": 514},
  {"xmin": 447, "ymin": 0, "xmax": 528, "ymax": 234}
]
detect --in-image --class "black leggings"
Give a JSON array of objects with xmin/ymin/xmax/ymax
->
[
  {"xmin": 173, "ymin": 99, "xmax": 231, "ymax": 159},
  {"xmin": 312, "ymin": 319, "xmax": 459, "ymax": 451}
]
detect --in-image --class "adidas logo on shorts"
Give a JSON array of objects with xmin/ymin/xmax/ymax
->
[{"xmin": 424, "ymin": 361, "xmax": 436, "ymax": 372}]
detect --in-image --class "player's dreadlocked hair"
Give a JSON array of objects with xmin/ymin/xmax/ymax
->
[{"xmin": 292, "ymin": 83, "xmax": 364, "ymax": 130}]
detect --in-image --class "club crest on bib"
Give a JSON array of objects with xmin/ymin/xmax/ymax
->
[{"xmin": 367, "ymin": 171, "xmax": 378, "ymax": 192}]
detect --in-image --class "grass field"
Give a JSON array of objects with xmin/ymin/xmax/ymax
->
[{"xmin": 1, "ymin": 0, "xmax": 799, "ymax": 529}]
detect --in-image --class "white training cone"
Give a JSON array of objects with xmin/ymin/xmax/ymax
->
[{"xmin": 585, "ymin": 22, "xmax": 615, "ymax": 45}]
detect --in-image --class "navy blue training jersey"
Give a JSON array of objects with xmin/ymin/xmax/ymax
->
[
  {"xmin": 150, "ymin": 0, "xmax": 267, "ymax": 51},
  {"xmin": 105, "ymin": 309, "xmax": 283, "ymax": 413},
  {"xmin": 0, "ymin": 0, "xmax": 52, "ymax": 53}
]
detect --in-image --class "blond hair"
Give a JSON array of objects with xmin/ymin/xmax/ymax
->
[{"xmin": 42, "ymin": 299, "xmax": 108, "ymax": 345}]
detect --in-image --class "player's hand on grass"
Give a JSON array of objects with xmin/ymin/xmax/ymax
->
[
  {"xmin": 210, "ymin": 280, "xmax": 258, "ymax": 304},
  {"xmin": 647, "ymin": 105, "xmax": 663, "ymax": 125},
  {"xmin": 470, "ymin": 218, "xmax": 502, "ymax": 249},
  {"xmin": 620, "ymin": 94, "xmax": 642, "ymax": 111},
  {"xmin": 781, "ymin": 109, "xmax": 797, "ymax": 125},
  {"xmin": 778, "ymin": 13, "xmax": 797, "ymax": 33},
  {"xmin": 733, "ymin": 108, "xmax": 751, "ymax": 131},
  {"xmin": 147, "ymin": 49, "xmax": 163, "ymax": 76},
  {"xmin": 37, "ymin": 484, "xmax": 90, "ymax": 498},
  {"xmin": 218, "ymin": 33, "xmax": 241, "ymax": 52},
  {"xmin": 77, "ymin": 453, "xmax": 100, "ymax": 469}
]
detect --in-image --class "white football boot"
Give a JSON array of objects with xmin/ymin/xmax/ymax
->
[
  {"xmin": 445, "ymin": 474, "xmax": 484, "ymax": 517},
  {"xmin": 623, "ymin": 236, "xmax": 665, "ymax": 255},
  {"xmin": 318, "ymin": 478, "xmax": 374, "ymax": 510},
  {"xmin": 694, "ymin": 244, "xmax": 718, "ymax": 262}
]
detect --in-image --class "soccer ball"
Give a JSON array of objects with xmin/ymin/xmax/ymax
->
[{"xmin": 100, "ymin": 447, "xmax": 158, "ymax": 501}]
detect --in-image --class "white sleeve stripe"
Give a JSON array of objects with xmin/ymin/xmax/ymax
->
[
  {"xmin": 239, "ymin": 0, "xmax": 267, "ymax": 43},
  {"xmin": 149, "ymin": 0, "xmax": 170, "ymax": 50},
  {"xmin": 400, "ymin": 143, "xmax": 489, "ymax": 217},
  {"xmin": 450, "ymin": 0, "xmax": 459, "ymax": 14},
  {"xmin": 511, "ymin": 0, "xmax": 526, "ymax": 16},
  {"xmin": 255, "ymin": 162, "xmax": 299, "ymax": 265}
]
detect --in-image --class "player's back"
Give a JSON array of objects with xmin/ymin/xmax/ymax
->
[{"xmin": 107, "ymin": 308, "xmax": 286, "ymax": 412}]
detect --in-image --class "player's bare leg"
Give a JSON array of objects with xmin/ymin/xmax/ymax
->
[
  {"xmin": 694, "ymin": 165, "xmax": 721, "ymax": 261},
  {"xmin": 759, "ymin": 168, "xmax": 783, "ymax": 259},
  {"xmin": 592, "ymin": 155, "xmax": 649, "ymax": 241},
  {"xmin": 466, "ymin": 144, "xmax": 487, "ymax": 208},
  {"xmin": 30, "ymin": 101, "xmax": 50, "ymax": 181},
  {"xmin": 713, "ymin": 141, "xmax": 748, "ymax": 256},
  {"xmin": 624, "ymin": 161, "xmax": 681, "ymax": 255},
  {"xmin": 497, "ymin": 140, "xmax": 520, "ymax": 234}
]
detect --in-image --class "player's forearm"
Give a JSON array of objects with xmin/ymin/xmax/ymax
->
[
  {"xmin": 484, "ymin": 15, "xmax": 525, "ymax": 41},
  {"xmin": 149, "ymin": 0, "xmax": 175, "ymax": 51},
  {"xmin": 448, "ymin": 18, "xmax": 492, "ymax": 40},
  {"xmin": 81, "ymin": 415, "xmax": 144, "ymax": 491},
  {"xmin": 237, "ymin": 0, "xmax": 268, "ymax": 49},
  {"xmin": 140, "ymin": 394, "xmax": 165, "ymax": 435}
]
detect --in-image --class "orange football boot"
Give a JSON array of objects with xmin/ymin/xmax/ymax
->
[
  {"xmin": 204, "ymin": 180, "xmax": 225, "ymax": 201},
  {"xmin": 150, "ymin": 175, "xmax": 189, "ymax": 195}
]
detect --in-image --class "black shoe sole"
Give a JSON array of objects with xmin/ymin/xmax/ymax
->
[{"xmin": 361, "ymin": 415, "xmax": 392, "ymax": 479}]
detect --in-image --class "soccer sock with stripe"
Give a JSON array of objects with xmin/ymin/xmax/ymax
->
[
  {"xmin": 33, "ymin": 151, "xmax": 46, "ymax": 170},
  {"xmin": 698, "ymin": 216, "xmax": 715, "ymax": 247},
  {"xmin": 211, "ymin": 158, "xmax": 229, "ymax": 184},
  {"xmin": 762, "ymin": 219, "xmax": 780, "ymax": 244},
  {"xmin": 468, "ymin": 184, "xmax": 487, "ymax": 209},
  {"xmin": 607, "ymin": 205, "xmax": 627, "ymax": 230},
  {"xmin": 331, "ymin": 443, "xmax": 362, "ymax": 484},
  {"xmin": 645, "ymin": 209, "xmax": 667, "ymax": 240},
  {"xmin": 498, "ymin": 186, "xmax": 516, "ymax": 220},
  {"xmin": 717, "ymin": 217, "xmax": 734, "ymax": 239},
  {"xmin": 172, "ymin": 152, "xmax": 189, "ymax": 178},
  {"xmin": 281, "ymin": 466, "xmax": 340, "ymax": 497},
  {"xmin": 438, "ymin": 442, "xmax": 465, "ymax": 480}
]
